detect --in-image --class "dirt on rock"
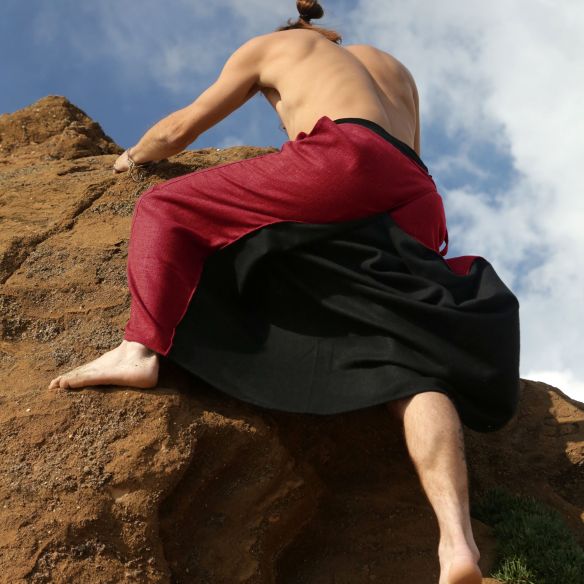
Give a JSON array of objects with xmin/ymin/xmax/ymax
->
[{"xmin": 0, "ymin": 96, "xmax": 582, "ymax": 584}]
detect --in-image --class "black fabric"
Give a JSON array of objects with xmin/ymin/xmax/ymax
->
[
  {"xmin": 333, "ymin": 117, "xmax": 429, "ymax": 173},
  {"xmin": 167, "ymin": 211, "xmax": 521, "ymax": 433}
]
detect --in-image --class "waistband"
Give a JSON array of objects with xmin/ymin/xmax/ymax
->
[{"xmin": 333, "ymin": 117, "xmax": 428, "ymax": 173}]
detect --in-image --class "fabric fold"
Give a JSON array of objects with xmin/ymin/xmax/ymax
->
[{"xmin": 167, "ymin": 210, "xmax": 520, "ymax": 433}]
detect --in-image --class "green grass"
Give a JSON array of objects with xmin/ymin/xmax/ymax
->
[{"xmin": 471, "ymin": 486, "xmax": 584, "ymax": 584}]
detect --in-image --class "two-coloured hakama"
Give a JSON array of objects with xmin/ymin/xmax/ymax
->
[{"xmin": 123, "ymin": 116, "xmax": 520, "ymax": 432}]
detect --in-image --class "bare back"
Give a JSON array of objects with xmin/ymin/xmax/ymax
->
[{"xmin": 255, "ymin": 29, "xmax": 420, "ymax": 154}]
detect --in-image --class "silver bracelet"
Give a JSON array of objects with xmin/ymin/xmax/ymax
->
[
  {"xmin": 126, "ymin": 147, "xmax": 146, "ymax": 167},
  {"xmin": 126, "ymin": 147, "xmax": 149, "ymax": 183}
]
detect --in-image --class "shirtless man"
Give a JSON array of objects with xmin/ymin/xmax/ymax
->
[{"xmin": 48, "ymin": 24, "xmax": 482, "ymax": 584}]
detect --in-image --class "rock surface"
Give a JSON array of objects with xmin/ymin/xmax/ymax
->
[{"xmin": 0, "ymin": 96, "xmax": 582, "ymax": 583}]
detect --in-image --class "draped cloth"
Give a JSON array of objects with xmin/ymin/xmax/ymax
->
[{"xmin": 124, "ymin": 115, "xmax": 521, "ymax": 433}]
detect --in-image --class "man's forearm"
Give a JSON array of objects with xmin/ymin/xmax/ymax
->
[{"xmin": 128, "ymin": 112, "xmax": 190, "ymax": 164}]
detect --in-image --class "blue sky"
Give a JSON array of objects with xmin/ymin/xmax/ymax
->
[
  {"xmin": 3, "ymin": 0, "xmax": 584, "ymax": 402},
  {"xmin": 1, "ymin": 1, "xmax": 280, "ymax": 151}
]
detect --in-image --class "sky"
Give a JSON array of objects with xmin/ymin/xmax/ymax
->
[{"xmin": 2, "ymin": 0, "xmax": 583, "ymax": 404}]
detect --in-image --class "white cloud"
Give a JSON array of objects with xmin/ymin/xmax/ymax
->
[
  {"xmin": 523, "ymin": 368, "xmax": 584, "ymax": 406},
  {"xmin": 429, "ymin": 147, "xmax": 491, "ymax": 183},
  {"xmin": 347, "ymin": 0, "xmax": 584, "ymax": 402}
]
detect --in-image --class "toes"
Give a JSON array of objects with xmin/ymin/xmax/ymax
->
[
  {"xmin": 48, "ymin": 362, "xmax": 94, "ymax": 391},
  {"xmin": 48, "ymin": 377, "xmax": 61, "ymax": 390},
  {"xmin": 64, "ymin": 367, "xmax": 95, "ymax": 389},
  {"xmin": 58, "ymin": 365, "xmax": 90, "ymax": 389}
]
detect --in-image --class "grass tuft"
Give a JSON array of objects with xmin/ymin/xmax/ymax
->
[{"xmin": 472, "ymin": 486, "xmax": 584, "ymax": 584}]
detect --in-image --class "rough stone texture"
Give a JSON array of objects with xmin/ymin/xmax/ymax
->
[
  {"xmin": 0, "ymin": 95, "xmax": 123, "ymax": 160},
  {"xmin": 0, "ymin": 96, "xmax": 582, "ymax": 583}
]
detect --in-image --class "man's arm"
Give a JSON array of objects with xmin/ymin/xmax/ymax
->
[{"xmin": 128, "ymin": 37, "xmax": 264, "ymax": 164}]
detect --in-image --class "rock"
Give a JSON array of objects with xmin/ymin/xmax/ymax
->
[
  {"xmin": 0, "ymin": 95, "xmax": 123, "ymax": 160},
  {"xmin": 0, "ymin": 96, "xmax": 582, "ymax": 583}
]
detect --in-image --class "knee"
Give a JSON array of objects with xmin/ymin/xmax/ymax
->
[
  {"xmin": 134, "ymin": 184, "xmax": 168, "ymax": 218},
  {"xmin": 386, "ymin": 390, "xmax": 451, "ymax": 420},
  {"xmin": 386, "ymin": 395, "xmax": 414, "ymax": 420}
]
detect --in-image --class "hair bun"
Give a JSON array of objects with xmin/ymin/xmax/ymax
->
[
  {"xmin": 296, "ymin": 1, "xmax": 324, "ymax": 22},
  {"xmin": 275, "ymin": 1, "xmax": 342, "ymax": 44}
]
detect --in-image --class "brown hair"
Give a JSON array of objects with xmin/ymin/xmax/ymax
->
[{"xmin": 274, "ymin": 1, "xmax": 342, "ymax": 44}]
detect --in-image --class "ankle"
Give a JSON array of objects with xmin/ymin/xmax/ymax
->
[
  {"xmin": 121, "ymin": 339, "xmax": 158, "ymax": 358},
  {"xmin": 438, "ymin": 531, "xmax": 479, "ymax": 558}
]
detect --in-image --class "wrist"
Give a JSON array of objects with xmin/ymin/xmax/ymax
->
[{"xmin": 127, "ymin": 146, "xmax": 146, "ymax": 165}]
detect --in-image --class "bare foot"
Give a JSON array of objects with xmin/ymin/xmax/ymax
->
[
  {"xmin": 438, "ymin": 544, "xmax": 482, "ymax": 584},
  {"xmin": 47, "ymin": 340, "xmax": 159, "ymax": 390}
]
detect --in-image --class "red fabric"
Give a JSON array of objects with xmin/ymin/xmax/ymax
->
[
  {"xmin": 123, "ymin": 115, "xmax": 450, "ymax": 355},
  {"xmin": 445, "ymin": 255, "xmax": 480, "ymax": 276}
]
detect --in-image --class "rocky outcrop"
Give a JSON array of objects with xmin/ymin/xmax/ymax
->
[
  {"xmin": 0, "ymin": 95, "xmax": 122, "ymax": 160},
  {"xmin": 0, "ymin": 97, "xmax": 582, "ymax": 583}
]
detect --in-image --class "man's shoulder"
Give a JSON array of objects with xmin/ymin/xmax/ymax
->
[
  {"xmin": 233, "ymin": 31, "xmax": 287, "ymax": 58},
  {"xmin": 248, "ymin": 28, "xmax": 330, "ymax": 49},
  {"xmin": 225, "ymin": 34, "xmax": 275, "ymax": 67},
  {"xmin": 344, "ymin": 43, "xmax": 388, "ymax": 57},
  {"xmin": 347, "ymin": 45, "xmax": 416, "ymax": 84},
  {"xmin": 345, "ymin": 44, "xmax": 404, "ymax": 67},
  {"xmin": 344, "ymin": 43, "xmax": 379, "ymax": 52}
]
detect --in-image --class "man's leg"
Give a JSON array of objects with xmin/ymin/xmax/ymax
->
[{"xmin": 387, "ymin": 391, "xmax": 482, "ymax": 584}]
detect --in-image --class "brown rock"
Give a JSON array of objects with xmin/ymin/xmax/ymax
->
[
  {"xmin": 0, "ymin": 95, "xmax": 123, "ymax": 160},
  {"xmin": 0, "ymin": 96, "xmax": 582, "ymax": 583}
]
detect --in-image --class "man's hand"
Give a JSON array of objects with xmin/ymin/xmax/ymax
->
[
  {"xmin": 112, "ymin": 150, "xmax": 131, "ymax": 174},
  {"xmin": 113, "ymin": 149, "xmax": 163, "ymax": 175}
]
